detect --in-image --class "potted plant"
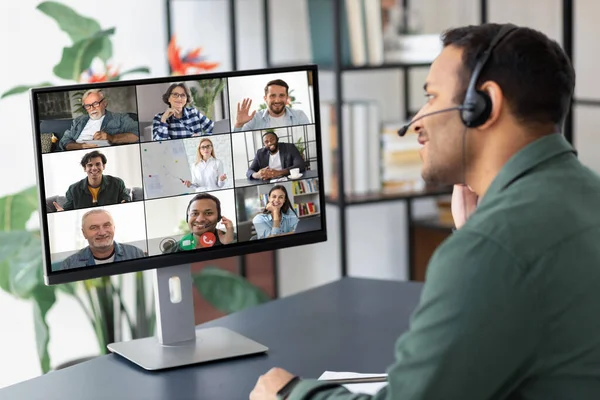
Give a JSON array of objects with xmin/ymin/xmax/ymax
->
[{"xmin": 0, "ymin": 1, "xmax": 269, "ymax": 374}]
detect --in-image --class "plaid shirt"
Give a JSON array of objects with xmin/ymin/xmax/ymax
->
[{"xmin": 152, "ymin": 107, "xmax": 214, "ymax": 140}]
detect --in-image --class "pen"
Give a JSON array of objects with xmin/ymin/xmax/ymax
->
[{"xmin": 320, "ymin": 376, "xmax": 387, "ymax": 384}]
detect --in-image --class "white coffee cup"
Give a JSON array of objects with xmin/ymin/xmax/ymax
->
[{"xmin": 290, "ymin": 168, "xmax": 300, "ymax": 177}]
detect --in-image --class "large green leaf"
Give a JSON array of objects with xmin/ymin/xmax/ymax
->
[
  {"xmin": 0, "ymin": 186, "xmax": 38, "ymax": 231},
  {"xmin": 53, "ymin": 28, "xmax": 115, "ymax": 81},
  {"xmin": 192, "ymin": 267, "xmax": 270, "ymax": 314},
  {"xmin": 0, "ymin": 82, "xmax": 54, "ymax": 99},
  {"xmin": 32, "ymin": 284, "xmax": 56, "ymax": 374},
  {"xmin": 0, "ymin": 231, "xmax": 43, "ymax": 299},
  {"xmin": 37, "ymin": 1, "xmax": 102, "ymax": 43}
]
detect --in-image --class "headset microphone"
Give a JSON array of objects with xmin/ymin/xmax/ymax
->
[{"xmin": 397, "ymin": 106, "xmax": 470, "ymax": 137}]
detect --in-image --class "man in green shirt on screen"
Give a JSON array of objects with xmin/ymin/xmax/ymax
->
[{"xmin": 250, "ymin": 23, "xmax": 600, "ymax": 400}]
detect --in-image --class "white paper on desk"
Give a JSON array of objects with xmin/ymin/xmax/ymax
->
[{"xmin": 318, "ymin": 371, "xmax": 388, "ymax": 395}]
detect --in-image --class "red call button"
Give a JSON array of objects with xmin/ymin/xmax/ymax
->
[{"xmin": 200, "ymin": 232, "xmax": 216, "ymax": 247}]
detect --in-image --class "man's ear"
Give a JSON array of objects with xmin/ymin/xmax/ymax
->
[{"xmin": 477, "ymin": 80, "xmax": 504, "ymax": 130}]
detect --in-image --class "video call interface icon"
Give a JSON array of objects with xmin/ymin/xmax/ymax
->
[{"xmin": 30, "ymin": 65, "xmax": 326, "ymax": 370}]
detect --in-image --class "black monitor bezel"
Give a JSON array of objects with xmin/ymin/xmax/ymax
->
[{"xmin": 30, "ymin": 64, "xmax": 327, "ymax": 285}]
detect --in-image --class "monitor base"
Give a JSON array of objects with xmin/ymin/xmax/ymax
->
[{"xmin": 108, "ymin": 326, "xmax": 268, "ymax": 371}]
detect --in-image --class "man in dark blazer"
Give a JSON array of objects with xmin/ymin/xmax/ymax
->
[{"xmin": 246, "ymin": 131, "xmax": 305, "ymax": 180}]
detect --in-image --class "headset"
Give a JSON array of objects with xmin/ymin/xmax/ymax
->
[
  {"xmin": 185, "ymin": 193, "xmax": 222, "ymax": 223},
  {"xmin": 398, "ymin": 24, "xmax": 519, "ymax": 136}
]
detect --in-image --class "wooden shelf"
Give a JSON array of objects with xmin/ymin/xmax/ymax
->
[{"xmin": 325, "ymin": 185, "xmax": 452, "ymax": 206}]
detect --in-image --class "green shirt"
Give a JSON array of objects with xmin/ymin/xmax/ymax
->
[{"xmin": 290, "ymin": 133, "xmax": 600, "ymax": 399}]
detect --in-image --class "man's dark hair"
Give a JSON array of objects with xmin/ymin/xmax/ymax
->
[
  {"xmin": 80, "ymin": 150, "xmax": 107, "ymax": 167},
  {"xmin": 264, "ymin": 79, "xmax": 289, "ymax": 95},
  {"xmin": 186, "ymin": 193, "xmax": 222, "ymax": 222},
  {"xmin": 162, "ymin": 82, "xmax": 193, "ymax": 107},
  {"xmin": 442, "ymin": 23, "xmax": 575, "ymax": 129}
]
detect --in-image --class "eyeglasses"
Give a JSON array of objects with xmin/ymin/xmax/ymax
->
[
  {"xmin": 200, "ymin": 145, "xmax": 213, "ymax": 150},
  {"xmin": 83, "ymin": 99, "xmax": 105, "ymax": 110},
  {"xmin": 170, "ymin": 92, "xmax": 187, "ymax": 99}
]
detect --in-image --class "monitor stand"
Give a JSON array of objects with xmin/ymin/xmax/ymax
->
[{"xmin": 107, "ymin": 263, "xmax": 268, "ymax": 370}]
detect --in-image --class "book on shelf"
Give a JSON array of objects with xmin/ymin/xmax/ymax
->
[
  {"xmin": 293, "ymin": 202, "xmax": 319, "ymax": 217},
  {"xmin": 307, "ymin": 0, "xmax": 441, "ymax": 67},
  {"xmin": 292, "ymin": 178, "xmax": 319, "ymax": 195},
  {"xmin": 320, "ymin": 100, "xmax": 382, "ymax": 197},
  {"xmin": 381, "ymin": 121, "xmax": 425, "ymax": 192}
]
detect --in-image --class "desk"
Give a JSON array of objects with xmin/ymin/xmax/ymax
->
[
  {"xmin": 235, "ymin": 169, "xmax": 319, "ymax": 188},
  {"xmin": 0, "ymin": 277, "xmax": 423, "ymax": 400}
]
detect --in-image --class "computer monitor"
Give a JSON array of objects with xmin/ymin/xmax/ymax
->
[{"xmin": 30, "ymin": 64, "xmax": 326, "ymax": 370}]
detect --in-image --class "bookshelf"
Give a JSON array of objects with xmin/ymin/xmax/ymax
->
[
  {"xmin": 265, "ymin": 0, "xmax": 576, "ymax": 281},
  {"xmin": 167, "ymin": 0, "xmax": 577, "ymax": 284}
]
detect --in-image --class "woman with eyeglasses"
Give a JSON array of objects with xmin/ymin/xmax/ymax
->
[
  {"xmin": 252, "ymin": 184, "xmax": 298, "ymax": 239},
  {"xmin": 152, "ymin": 82, "xmax": 214, "ymax": 140},
  {"xmin": 182, "ymin": 138, "xmax": 227, "ymax": 192}
]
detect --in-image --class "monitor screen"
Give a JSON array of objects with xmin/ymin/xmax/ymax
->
[{"xmin": 31, "ymin": 65, "xmax": 326, "ymax": 285}]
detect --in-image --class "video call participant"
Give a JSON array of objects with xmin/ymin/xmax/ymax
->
[
  {"xmin": 59, "ymin": 209, "xmax": 145, "ymax": 270},
  {"xmin": 152, "ymin": 82, "xmax": 214, "ymax": 140},
  {"xmin": 246, "ymin": 131, "xmax": 305, "ymax": 180},
  {"xmin": 176, "ymin": 193, "xmax": 235, "ymax": 251},
  {"xmin": 182, "ymin": 138, "xmax": 227, "ymax": 191},
  {"xmin": 53, "ymin": 150, "xmax": 129, "ymax": 211},
  {"xmin": 250, "ymin": 24, "xmax": 600, "ymax": 399},
  {"xmin": 58, "ymin": 89, "xmax": 140, "ymax": 151},
  {"xmin": 233, "ymin": 79, "xmax": 310, "ymax": 132},
  {"xmin": 252, "ymin": 185, "xmax": 298, "ymax": 239}
]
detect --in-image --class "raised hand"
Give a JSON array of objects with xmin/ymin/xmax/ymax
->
[
  {"xmin": 235, "ymin": 98, "xmax": 256, "ymax": 128},
  {"xmin": 451, "ymin": 184, "xmax": 479, "ymax": 229},
  {"xmin": 53, "ymin": 201, "xmax": 64, "ymax": 212}
]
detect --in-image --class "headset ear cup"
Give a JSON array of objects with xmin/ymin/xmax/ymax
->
[{"xmin": 462, "ymin": 90, "xmax": 493, "ymax": 127}]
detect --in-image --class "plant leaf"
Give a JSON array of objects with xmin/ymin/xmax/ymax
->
[
  {"xmin": 0, "ymin": 186, "xmax": 39, "ymax": 232},
  {"xmin": 37, "ymin": 1, "xmax": 102, "ymax": 43},
  {"xmin": 56, "ymin": 282, "xmax": 77, "ymax": 296},
  {"xmin": 53, "ymin": 28, "xmax": 116, "ymax": 81},
  {"xmin": 192, "ymin": 267, "xmax": 270, "ymax": 314},
  {"xmin": 98, "ymin": 37, "xmax": 112, "ymax": 63},
  {"xmin": 0, "ymin": 231, "xmax": 44, "ymax": 299},
  {"xmin": 32, "ymin": 284, "xmax": 56, "ymax": 374},
  {"xmin": 1, "ymin": 83, "xmax": 54, "ymax": 99},
  {"xmin": 110, "ymin": 67, "xmax": 150, "ymax": 81},
  {"xmin": 0, "ymin": 231, "xmax": 42, "ymax": 298}
]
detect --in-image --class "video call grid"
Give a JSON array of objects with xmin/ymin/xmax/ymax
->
[{"xmin": 34, "ymin": 71, "xmax": 321, "ymax": 271}]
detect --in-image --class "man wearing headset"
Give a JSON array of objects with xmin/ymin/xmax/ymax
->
[{"xmin": 250, "ymin": 23, "xmax": 600, "ymax": 400}]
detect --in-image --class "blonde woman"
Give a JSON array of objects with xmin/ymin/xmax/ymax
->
[{"xmin": 182, "ymin": 138, "xmax": 227, "ymax": 191}]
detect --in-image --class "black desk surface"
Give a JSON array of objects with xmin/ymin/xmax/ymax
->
[
  {"xmin": 1, "ymin": 277, "xmax": 423, "ymax": 400},
  {"xmin": 234, "ymin": 169, "xmax": 319, "ymax": 188}
]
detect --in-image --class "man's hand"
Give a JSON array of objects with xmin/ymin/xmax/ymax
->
[
  {"xmin": 250, "ymin": 367, "xmax": 296, "ymax": 400},
  {"xmin": 235, "ymin": 98, "xmax": 256, "ymax": 128},
  {"xmin": 93, "ymin": 131, "xmax": 108, "ymax": 140},
  {"xmin": 182, "ymin": 180, "xmax": 192, "ymax": 188},
  {"xmin": 451, "ymin": 184, "xmax": 479, "ymax": 229},
  {"xmin": 53, "ymin": 202, "xmax": 64, "ymax": 212},
  {"xmin": 217, "ymin": 216, "xmax": 235, "ymax": 244},
  {"xmin": 65, "ymin": 142, "xmax": 98, "ymax": 150}
]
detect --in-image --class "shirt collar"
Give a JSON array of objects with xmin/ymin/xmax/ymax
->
[
  {"xmin": 484, "ymin": 132, "xmax": 577, "ymax": 198},
  {"xmin": 260, "ymin": 107, "xmax": 290, "ymax": 121}
]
